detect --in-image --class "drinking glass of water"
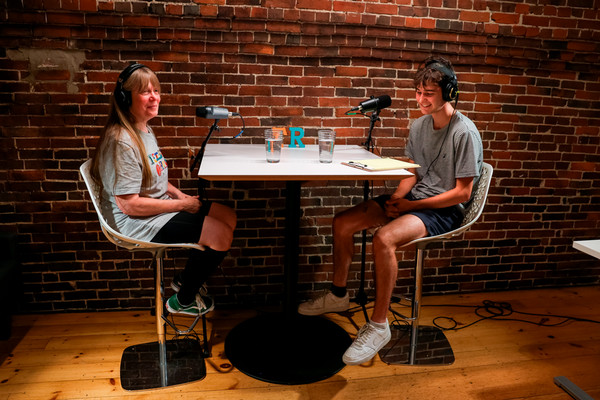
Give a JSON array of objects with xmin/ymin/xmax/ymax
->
[
  {"xmin": 318, "ymin": 129, "xmax": 336, "ymax": 163},
  {"xmin": 265, "ymin": 129, "xmax": 283, "ymax": 163}
]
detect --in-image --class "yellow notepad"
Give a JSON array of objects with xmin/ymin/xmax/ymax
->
[{"xmin": 342, "ymin": 158, "xmax": 420, "ymax": 171}]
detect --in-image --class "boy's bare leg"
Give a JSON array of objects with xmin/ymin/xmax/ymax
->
[
  {"xmin": 370, "ymin": 214, "xmax": 427, "ymax": 323},
  {"xmin": 331, "ymin": 200, "xmax": 390, "ymax": 287}
]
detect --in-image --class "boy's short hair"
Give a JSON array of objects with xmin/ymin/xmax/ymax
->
[{"xmin": 413, "ymin": 56, "xmax": 455, "ymax": 89}]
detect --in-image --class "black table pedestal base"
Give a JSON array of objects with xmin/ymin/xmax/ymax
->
[{"xmin": 225, "ymin": 314, "xmax": 352, "ymax": 385}]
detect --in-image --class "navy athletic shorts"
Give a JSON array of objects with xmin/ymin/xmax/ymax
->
[
  {"xmin": 373, "ymin": 193, "xmax": 463, "ymax": 237},
  {"xmin": 151, "ymin": 200, "xmax": 213, "ymax": 244}
]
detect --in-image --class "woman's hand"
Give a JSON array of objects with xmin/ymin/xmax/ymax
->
[
  {"xmin": 178, "ymin": 195, "xmax": 202, "ymax": 214},
  {"xmin": 165, "ymin": 182, "xmax": 202, "ymax": 213}
]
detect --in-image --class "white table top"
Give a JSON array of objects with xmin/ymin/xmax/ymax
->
[
  {"xmin": 573, "ymin": 240, "xmax": 600, "ymax": 260},
  {"xmin": 198, "ymin": 144, "xmax": 413, "ymax": 181}
]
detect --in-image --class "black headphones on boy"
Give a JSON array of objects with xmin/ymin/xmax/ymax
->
[
  {"xmin": 425, "ymin": 59, "xmax": 459, "ymax": 102},
  {"xmin": 114, "ymin": 63, "xmax": 147, "ymax": 110}
]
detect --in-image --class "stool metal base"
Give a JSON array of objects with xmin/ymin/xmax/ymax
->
[
  {"xmin": 378, "ymin": 325, "xmax": 455, "ymax": 365},
  {"xmin": 120, "ymin": 339, "xmax": 206, "ymax": 390},
  {"xmin": 225, "ymin": 313, "xmax": 352, "ymax": 385}
]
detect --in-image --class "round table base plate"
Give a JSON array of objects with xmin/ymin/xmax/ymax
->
[{"xmin": 225, "ymin": 314, "xmax": 352, "ymax": 385}]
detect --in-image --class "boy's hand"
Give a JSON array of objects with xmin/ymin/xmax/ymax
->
[{"xmin": 385, "ymin": 197, "xmax": 413, "ymax": 218}]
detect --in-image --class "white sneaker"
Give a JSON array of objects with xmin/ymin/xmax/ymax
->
[
  {"xmin": 298, "ymin": 290, "xmax": 350, "ymax": 316},
  {"xmin": 342, "ymin": 322, "xmax": 391, "ymax": 365}
]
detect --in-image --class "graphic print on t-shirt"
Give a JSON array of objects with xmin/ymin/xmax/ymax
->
[{"xmin": 148, "ymin": 150, "xmax": 167, "ymax": 176}]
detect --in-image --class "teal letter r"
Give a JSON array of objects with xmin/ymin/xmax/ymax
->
[{"xmin": 289, "ymin": 127, "xmax": 305, "ymax": 148}]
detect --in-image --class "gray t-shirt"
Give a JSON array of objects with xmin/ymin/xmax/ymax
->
[
  {"xmin": 99, "ymin": 127, "xmax": 177, "ymax": 241},
  {"xmin": 406, "ymin": 111, "xmax": 483, "ymax": 206}
]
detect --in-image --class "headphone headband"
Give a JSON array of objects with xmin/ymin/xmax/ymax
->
[
  {"xmin": 118, "ymin": 63, "xmax": 146, "ymax": 83},
  {"xmin": 114, "ymin": 63, "xmax": 148, "ymax": 110}
]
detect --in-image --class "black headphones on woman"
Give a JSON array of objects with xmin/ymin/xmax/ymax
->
[
  {"xmin": 425, "ymin": 59, "xmax": 459, "ymax": 102},
  {"xmin": 114, "ymin": 63, "xmax": 147, "ymax": 110}
]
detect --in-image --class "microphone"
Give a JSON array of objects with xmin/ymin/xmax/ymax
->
[
  {"xmin": 350, "ymin": 95, "xmax": 392, "ymax": 113},
  {"xmin": 196, "ymin": 106, "xmax": 238, "ymax": 119}
]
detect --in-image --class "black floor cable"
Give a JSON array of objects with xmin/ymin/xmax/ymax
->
[{"xmin": 385, "ymin": 298, "xmax": 600, "ymax": 332}]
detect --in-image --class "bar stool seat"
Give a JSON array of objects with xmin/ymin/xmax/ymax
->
[
  {"xmin": 379, "ymin": 162, "xmax": 493, "ymax": 365},
  {"xmin": 80, "ymin": 160, "xmax": 210, "ymax": 390}
]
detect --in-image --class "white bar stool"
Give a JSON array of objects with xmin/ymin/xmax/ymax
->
[
  {"xmin": 80, "ymin": 160, "xmax": 210, "ymax": 390},
  {"xmin": 379, "ymin": 162, "xmax": 493, "ymax": 365}
]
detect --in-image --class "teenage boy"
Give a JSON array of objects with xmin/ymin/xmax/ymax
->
[{"xmin": 298, "ymin": 56, "xmax": 484, "ymax": 365}]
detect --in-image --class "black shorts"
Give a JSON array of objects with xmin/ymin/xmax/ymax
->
[
  {"xmin": 150, "ymin": 200, "xmax": 213, "ymax": 244},
  {"xmin": 374, "ymin": 194, "xmax": 463, "ymax": 237}
]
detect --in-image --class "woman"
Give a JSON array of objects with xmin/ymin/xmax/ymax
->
[{"xmin": 91, "ymin": 63, "xmax": 236, "ymax": 316}]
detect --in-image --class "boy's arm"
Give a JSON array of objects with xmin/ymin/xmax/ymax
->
[
  {"xmin": 389, "ymin": 162, "xmax": 419, "ymax": 200},
  {"xmin": 385, "ymin": 176, "xmax": 474, "ymax": 218}
]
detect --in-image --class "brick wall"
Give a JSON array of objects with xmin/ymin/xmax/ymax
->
[{"xmin": 0, "ymin": 0, "xmax": 599, "ymax": 312}]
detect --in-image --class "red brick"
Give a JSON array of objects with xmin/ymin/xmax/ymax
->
[
  {"xmin": 32, "ymin": 26, "xmax": 71, "ymax": 38},
  {"xmin": 427, "ymin": 31, "xmax": 459, "ymax": 42},
  {"xmin": 80, "ymin": 0, "xmax": 97, "ymax": 12},
  {"xmin": 296, "ymin": 0, "xmax": 332, "ymax": 10},
  {"xmin": 405, "ymin": 17, "xmax": 421, "ymax": 28},
  {"xmin": 491, "ymin": 12, "xmax": 519, "ymax": 24},
  {"xmin": 166, "ymin": 4, "xmax": 183, "ymax": 15},
  {"xmin": 460, "ymin": 10, "xmax": 490, "ymax": 22},
  {"xmin": 123, "ymin": 15, "xmax": 159, "ymax": 27},
  {"xmin": 523, "ymin": 15, "xmax": 550, "ymax": 27},
  {"xmin": 240, "ymin": 43, "xmax": 275, "ymax": 55},
  {"xmin": 333, "ymin": 1, "xmax": 364, "ymax": 13},
  {"xmin": 365, "ymin": 3, "xmax": 397, "ymax": 15},
  {"xmin": 567, "ymin": 41, "xmax": 597, "ymax": 52},
  {"xmin": 276, "ymin": 46, "xmax": 308, "ymax": 57},
  {"xmin": 515, "ymin": 4, "xmax": 530, "ymax": 13},
  {"xmin": 97, "ymin": 1, "xmax": 113, "ymax": 11},
  {"xmin": 335, "ymin": 66, "xmax": 367, "ymax": 77},
  {"xmin": 46, "ymin": 12, "xmax": 85, "ymax": 25}
]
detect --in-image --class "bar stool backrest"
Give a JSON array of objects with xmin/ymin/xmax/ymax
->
[
  {"xmin": 402, "ymin": 162, "xmax": 493, "ymax": 250},
  {"xmin": 79, "ymin": 159, "xmax": 203, "ymax": 252}
]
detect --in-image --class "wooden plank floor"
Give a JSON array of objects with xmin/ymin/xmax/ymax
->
[{"xmin": 1, "ymin": 286, "xmax": 599, "ymax": 399}]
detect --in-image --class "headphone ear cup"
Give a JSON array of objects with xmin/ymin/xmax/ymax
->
[
  {"xmin": 425, "ymin": 60, "xmax": 458, "ymax": 102},
  {"xmin": 443, "ymin": 82, "xmax": 453, "ymax": 102},
  {"xmin": 443, "ymin": 78, "xmax": 459, "ymax": 102},
  {"xmin": 114, "ymin": 84, "xmax": 130, "ymax": 110},
  {"xmin": 114, "ymin": 63, "xmax": 146, "ymax": 110}
]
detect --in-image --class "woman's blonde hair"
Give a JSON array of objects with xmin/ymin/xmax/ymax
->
[{"xmin": 91, "ymin": 65, "xmax": 161, "ymax": 192}]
